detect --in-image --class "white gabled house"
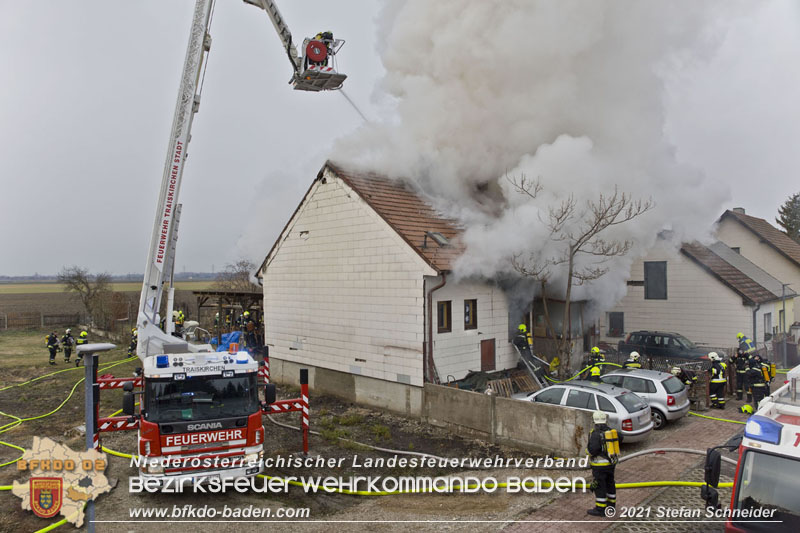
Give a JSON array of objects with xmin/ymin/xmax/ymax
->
[
  {"xmin": 257, "ymin": 162, "xmax": 517, "ymax": 412},
  {"xmin": 601, "ymin": 239, "xmax": 796, "ymax": 349},
  {"xmin": 716, "ymin": 208, "xmax": 800, "ymax": 339}
]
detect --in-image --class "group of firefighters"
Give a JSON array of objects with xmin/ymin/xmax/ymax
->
[
  {"xmin": 513, "ymin": 324, "xmax": 779, "ymax": 517},
  {"xmin": 44, "ymin": 329, "xmax": 88, "ymax": 366}
]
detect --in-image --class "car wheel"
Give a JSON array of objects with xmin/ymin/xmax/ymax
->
[{"xmin": 652, "ymin": 409, "xmax": 666, "ymax": 430}]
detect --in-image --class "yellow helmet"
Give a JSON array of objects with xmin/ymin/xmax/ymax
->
[
  {"xmin": 244, "ymin": 311, "xmax": 250, "ymax": 317},
  {"xmin": 739, "ymin": 404, "xmax": 754, "ymax": 414},
  {"xmin": 80, "ymin": 331, "xmax": 88, "ymax": 338},
  {"xmin": 518, "ymin": 324, "xmax": 527, "ymax": 332},
  {"xmin": 591, "ymin": 347, "xmax": 600, "ymax": 355},
  {"xmin": 736, "ymin": 332, "xmax": 744, "ymax": 340}
]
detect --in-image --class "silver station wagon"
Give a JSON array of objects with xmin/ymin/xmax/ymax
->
[
  {"xmin": 522, "ymin": 381, "xmax": 654, "ymax": 443},
  {"xmin": 600, "ymin": 368, "xmax": 690, "ymax": 430}
]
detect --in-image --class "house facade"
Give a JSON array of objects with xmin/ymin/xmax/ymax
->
[
  {"xmin": 600, "ymin": 239, "xmax": 795, "ymax": 349},
  {"xmin": 258, "ymin": 162, "xmax": 517, "ymax": 413},
  {"xmin": 716, "ymin": 208, "xmax": 800, "ymax": 338}
]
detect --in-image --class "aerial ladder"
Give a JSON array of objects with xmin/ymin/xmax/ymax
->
[{"xmin": 138, "ymin": 0, "xmax": 346, "ymax": 357}]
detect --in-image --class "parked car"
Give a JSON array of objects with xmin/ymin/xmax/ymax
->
[
  {"xmin": 617, "ymin": 330, "xmax": 708, "ymax": 360},
  {"xmin": 600, "ymin": 368, "xmax": 690, "ymax": 430},
  {"xmin": 520, "ymin": 381, "xmax": 653, "ymax": 442}
]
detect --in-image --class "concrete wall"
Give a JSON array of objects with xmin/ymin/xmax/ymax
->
[
  {"xmin": 599, "ymin": 245, "xmax": 753, "ymax": 347},
  {"xmin": 262, "ymin": 168, "xmax": 437, "ymax": 387},
  {"xmin": 422, "ymin": 384, "xmax": 591, "ymax": 456},
  {"xmin": 717, "ymin": 217, "xmax": 800, "ymax": 326},
  {"xmin": 429, "ymin": 278, "xmax": 517, "ymax": 381},
  {"xmin": 270, "ymin": 356, "xmax": 423, "ymax": 417}
]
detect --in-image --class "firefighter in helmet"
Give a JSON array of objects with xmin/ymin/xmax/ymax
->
[
  {"xmin": 585, "ymin": 347, "xmax": 604, "ymax": 382},
  {"xmin": 61, "ymin": 328, "xmax": 75, "ymax": 363},
  {"xmin": 513, "ymin": 324, "xmax": 533, "ymax": 359},
  {"xmin": 74, "ymin": 331, "xmax": 89, "ymax": 366},
  {"xmin": 622, "ymin": 351, "xmax": 642, "ymax": 369},
  {"xmin": 744, "ymin": 358, "xmax": 767, "ymax": 411},
  {"xmin": 708, "ymin": 352, "xmax": 727, "ymax": 409},
  {"xmin": 586, "ymin": 410, "xmax": 618, "ymax": 517},
  {"xmin": 46, "ymin": 331, "xmax": 60, "ymax": 365}
]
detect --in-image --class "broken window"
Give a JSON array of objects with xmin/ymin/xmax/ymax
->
[
  {"xmin": 464, "ymin": 299, "xmax": 477, "ymax": 330},
  {"xmin": 644, "ymin": 261, "xmax": 667, "ymax": 300},
  {"xmin": 437, "ymin": 301, "xmax": 452, "ymax": 333}
]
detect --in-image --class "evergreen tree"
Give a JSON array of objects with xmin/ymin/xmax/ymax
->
[{"xmin": 776, "ymin": 192, "xmax": 800, "ymax": 242}]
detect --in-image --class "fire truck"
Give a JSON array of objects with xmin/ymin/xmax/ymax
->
[
  {"xmin": 703, "ymin": 364, "xmax": 800, "ymax": 532},
  {"xmin": 95, "ymin": 0, "xmax": 345, "ymax": 484}
]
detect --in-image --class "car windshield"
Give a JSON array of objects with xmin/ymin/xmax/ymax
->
[
  {"xmin": 662, "ymin": 376, "xmax": 685, "ymax": 394},
  {"xmin": 674, "ymin": 335, "xmax": 696, "ymax": 349},
  {"xmin": 734, "ymin": 450, "xmax": 800, "ymax": 529},
  {"xmin": 616, "ymin": 392, "xmax": 647, "ymax": 413},
  {"xmin": 145, "ymin": 374, "xmax": 259, "ymax": 423}
]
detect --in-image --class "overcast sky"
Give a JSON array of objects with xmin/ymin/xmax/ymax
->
[{"xmin": 1, "ymin": 1, "xmax": 799, "ymax": 277}]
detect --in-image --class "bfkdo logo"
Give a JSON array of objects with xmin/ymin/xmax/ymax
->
[{"xmin": 30, "ymin": 477, "xmax": 63, "ymax": 519}]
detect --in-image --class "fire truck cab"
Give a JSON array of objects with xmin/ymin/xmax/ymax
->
[
  {"xmin": 124, "ymin": 351, "xmax": 266, "ymax": 483},
  {"xmin": 713, "ymin": 365, "xmax": 800, "ymax": 532}
]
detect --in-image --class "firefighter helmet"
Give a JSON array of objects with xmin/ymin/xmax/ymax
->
[
  {"xmin": 739, "ymin": 404, "xmax": 754, "ymax": 414},
  {"xmin": 736, "ymin": 332, "xmax": 745, "ymax": 340},
  {"xmin": 65, "ymin": 328, "xmax": 71, "ymax": 334},
  {"xmin": 708, "ymin": 352, "xmax": 720, "ymax": 361},
  {"xmin": 592, "ymin": 410, "xmax": 608, "ymax": 424},
  {"xmin": 630, "ymin": 351, "xmax": 640, "ymax": 361},
  {"xmin": 518, "ymin": 324, "xmax": 527, "ymax": 332},
  {"xmin": 80, "ymin": 331, "xmax": 88, "ymax": 338},
  {"xmin": 671, "ymin": 366, "xmax": 681, "ymax": 376},
  {"xmin": 591, "ymin": 346, "xmax": 600, "ymax": 355}
]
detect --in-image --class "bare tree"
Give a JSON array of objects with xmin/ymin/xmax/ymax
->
[
  {"xmin": 510, "ymin": 177, "xmax": 653, "ymax": 377},
  {"xmin": 58, "ymin": 265, "xmax": 112, "ymax": 325},
  {"xmin": 212, "ymin": 259, "xmax": 260, "ymax": 293}
]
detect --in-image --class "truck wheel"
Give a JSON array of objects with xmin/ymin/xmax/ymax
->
[{"xmin": 652, "ymin": 409, "xmax": 667, "ymax": 430}]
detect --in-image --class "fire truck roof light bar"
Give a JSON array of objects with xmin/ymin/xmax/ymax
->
[{"xmin": 744, "ymin": 415, "xmax": 782, "ymax": 445}]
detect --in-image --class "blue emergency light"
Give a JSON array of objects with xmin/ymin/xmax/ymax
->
[
  {"xmin": 744, "ymin": 415, "xmax": 782, "ymax": 445},
  {"xmin": 236, "ymin": 354, "xmax": 248, "ymax": 364},
  {"xmin": 156, "ymin": 355, "xmax": 169, "ymax": 368}
]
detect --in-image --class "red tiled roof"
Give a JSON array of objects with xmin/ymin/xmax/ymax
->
[
  {"xmin": 721, "ymin": 209, "xmax": 800, "ymax": 269},
  {"xmin": 680, "ymin": 242, "xmax": 777, "ymax": 304},
  {"xmin": 327, "ymin": 161, "xmax": 463, "ymax": 272}
]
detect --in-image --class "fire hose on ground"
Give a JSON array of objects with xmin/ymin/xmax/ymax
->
[{"xmin": 0, "ymin": 356, "xmax": 742, "ymax": 531}]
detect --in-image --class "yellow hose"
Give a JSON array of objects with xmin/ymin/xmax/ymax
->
[
  {"xmin": 545, "ymin": 362, "xmax": 623, "ymax": 383},
  {"xmin": 688, "ymin": 411, "xmax": 746, "ymax": 425}
]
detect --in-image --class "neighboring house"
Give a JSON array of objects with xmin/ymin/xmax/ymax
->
[
  {"xmin": 601, "ymin": 240, "xmax": 795, "ymax": 348},
  {"xmin": 257, "ymin": 162, "xmax": 518, "ymax": 412},
  {"xmin": 716, "ymin": 208, "xmax": 800, "ymax": 338}
]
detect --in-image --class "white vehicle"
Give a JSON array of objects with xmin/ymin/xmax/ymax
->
[
  {"xmin": 703, "ymin": 364, "xmax": 800, "ymax": 531},
  {"xmin": 113, "ymin": 0, "xmax": 342, "ymax": 485}
]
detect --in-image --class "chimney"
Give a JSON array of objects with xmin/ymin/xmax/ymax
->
[{"xmin": 732, "ymin": 207, "xmax": 746, "ymax": 214}]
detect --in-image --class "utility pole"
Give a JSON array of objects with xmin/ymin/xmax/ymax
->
[{"xmin": 782, "ymin": 284, "xmax": 790, "ymax": 368}]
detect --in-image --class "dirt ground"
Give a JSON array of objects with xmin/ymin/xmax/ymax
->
[{"xmin": 1, "ymin": 329, "xmax": 743, "ymax": 533}]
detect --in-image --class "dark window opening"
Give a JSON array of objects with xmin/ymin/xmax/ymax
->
[
  {"xmin": 437, "ymin": 301, "xmax": 452, "ymax": 333},
  {"xmin": 464, "ymin": 299, "xmax": 477, "ymax": 330},
  {"xmin": 644, "ymin": 261, "xmax": 667, "ymax": 300},
  {"xmin": 608, "ymin": 312, "xmax": 624, "ymax": 337}
]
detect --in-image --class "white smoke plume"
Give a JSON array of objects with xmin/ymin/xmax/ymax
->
[{"xmin": 334, "ymin": 0, "xmax": 764, "ymax": 313}]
